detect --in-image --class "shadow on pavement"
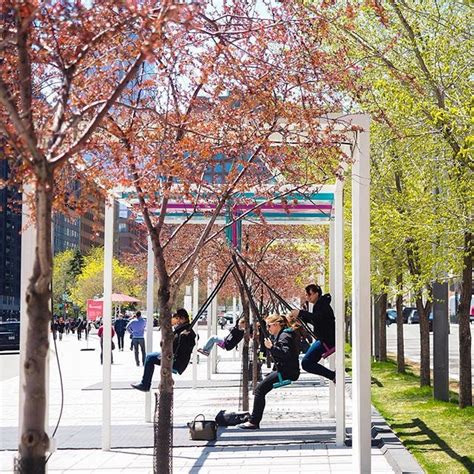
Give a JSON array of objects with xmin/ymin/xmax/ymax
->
[{"xmin": 392, "ymin": 418, "xmax": 473, "ymax": 472}]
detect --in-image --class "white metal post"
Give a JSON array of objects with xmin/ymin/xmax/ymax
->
[
  {"xmin": 206, "ymin": 266, "xmax": 213, "ymax": 380},
  {"xmin": 329, "ymin": 223, "xmax": 336, "ymax": 418},
  {"xmin": 184, "ymin": 286, "xmax": 192, "ymax": 312},
  {"xmin": 351, "ymin": 116, "xmax": 371, "ymax": 472},
  {"xmin": 192, "ymin": 268, "xmax": 199, "ymax": 388},
  {"xmin": 102, "ymin": 195, "xmax": 114, "ymax": 450},
  {"xmin": 232, "ymin": 296, "xmax": 237, "ymax": 360},
  {"xmin": 335, "ymin": 180, "xmax": 346, "ymax": 447},
  {"xmin": 145, "ymin": 236, "xmax": 154, "ymax": 422},
  {"xmin": 211, "ymin": 270, "xmax": 218, "ymax": 374},
  {"xmin": 319, "ymin": 241, "xmax": 326, "ymax": 288}
]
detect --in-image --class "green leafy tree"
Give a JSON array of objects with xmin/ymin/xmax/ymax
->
[
  {"xmin": 52, "ymin": 249, "xmax": 76, "ymax": 316},
  {"xmin": 306, "ymin": 0, "xmax": 472, "ymax": 403},
  {"xmin": 70, "ymin": 247, "xmax": 141, "ymax": 311},
  {"xmin": 52, "ymin": 249, "xmax": 86, "ymax": 317},
  {"xmin": 69, "ymin": 249, "xmax": 85, "ymax": 280}
]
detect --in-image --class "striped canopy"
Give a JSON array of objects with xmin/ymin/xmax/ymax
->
[{"xmin": 116, "ymin": 185, "xmax": 335, "ymax": 226}]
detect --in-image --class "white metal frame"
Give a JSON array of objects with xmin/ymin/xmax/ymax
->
[
  {"xmin": 17, "ymin": 113, "xmax": 370, "ymax": 471},
  {"xmin": 99, "ymin": 113, "xmax": 371, "ymax": 470}
]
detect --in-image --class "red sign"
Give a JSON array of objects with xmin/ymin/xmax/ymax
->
[{"xmin": 87, "ymin": 300, "xmax": 103, "ymax": 321}]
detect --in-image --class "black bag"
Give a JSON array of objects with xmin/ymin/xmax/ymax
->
[
  {"xmin": 187, "ymin": 414, "xmax": 217, "ymax": 441},
  {"xmin": 215, "ymin": 410, "xmax": 250, "ymax": 427}
]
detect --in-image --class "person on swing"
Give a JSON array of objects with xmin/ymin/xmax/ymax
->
[
  {"xmin": 238, "ymin": 314, "xmax": 300, "ymax": 430},
  {"xmin": 289, "ymin": 284, "xmax": 336, "ymax": 384},
  {"xmin": 131, "ymin": 308, "xmax": 196, "ymax": 392}
]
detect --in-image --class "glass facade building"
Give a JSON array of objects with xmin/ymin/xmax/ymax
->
[{"xmin": 0, "ymin": 160, "xmax": 22, "ymax": 321}]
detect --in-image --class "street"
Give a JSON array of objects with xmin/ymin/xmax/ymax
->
[{"xmin": 386, "ymin": 322, "xmax": 474, "ymax": 383}]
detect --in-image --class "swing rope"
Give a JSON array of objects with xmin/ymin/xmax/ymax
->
[
  {"xmin": 231, "ymin": 255, "xmax": 269, "ymax": 339},
  {"xmin": 232, "ymin": 256, "xmax": 292, "ymax": 389},
  {"xmin": 188, "ymin": 262, "xmax": 235, "ymax": 330},
  {"xmin": 232, "ymin": 249, "xmax": 318, "ymax": 340}
]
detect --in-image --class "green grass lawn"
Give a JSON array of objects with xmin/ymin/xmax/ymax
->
[{"xmin": 369, "ymin": 359, "xmax": 474, "ymax": 473}]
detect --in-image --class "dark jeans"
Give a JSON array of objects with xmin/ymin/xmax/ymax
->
[
  {"xmin": 141, "ymin": 352, "xmax": 162, "ymax": 390},
  {"xmin": 301, "ymin": 340, "xmax": 335, "ymax": 381},
  {"xmin": 100, "ymin": 343, "xmax": 113, "ymax": 365},
  {"xmin": 249, "ymin": 371, "xmax": 280, "ymax": 426},
  {"xmin": 132, "ymin": 338, "xmax": 146, "ymax": 366},
  {"xmin": 116, "ymin": 332, "xmax": 125, "ymax": 350}
]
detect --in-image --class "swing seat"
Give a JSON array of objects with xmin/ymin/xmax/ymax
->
[
  {"xmin": 273, "ymin": 372, "xmax": 292, "ymax": 389},
  {"xmin": 322, "ymin": 343, "xmax": 335, "ymax": 359}
]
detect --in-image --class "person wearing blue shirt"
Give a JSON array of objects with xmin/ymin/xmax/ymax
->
[
  {"xmin": 126, "ymin": 311, "xmax": 146, "ymax": 366},
  {"xmin": 131, "ymin": 308, "xmax": 196, "ymax": 392}
]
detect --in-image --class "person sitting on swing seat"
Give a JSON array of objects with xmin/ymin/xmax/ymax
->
[
  {"xmin": 197, "ymin": 317, "xmax": 246, "ymax": 356},
  {"xmin": 289, "ymin": 284, "xmax": 336, "ymax": 383},
  {"xmin": 131, "ymin": 308, "xmax": 196, "ymax": 392},
  {"xmin": 238, "ymin": 314, "xmax": 300, "ymax": 430}
]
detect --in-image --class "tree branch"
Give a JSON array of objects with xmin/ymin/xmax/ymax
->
[
  {"xmin": 50, "ymin": 51, "xmax": 147, "ymax": 167},
  {"xmin": 15, "ymin": 9, "xmax": 35, "ymax": 138},
  {"xmin": 0, "ymin": 77, "xmax": 41, "ymax": 162}
]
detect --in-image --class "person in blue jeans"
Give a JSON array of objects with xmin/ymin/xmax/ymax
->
[
  {"xmin": 289, "ymin": 284, "xmax": 336, "ymax": 383},
  {"xmin": 131, "ymin": 309, "xmax": 196, "ymax": 392},
  {"xmin": 126, "ymin": 311, "xmax": 147, "ymax": 366},
  {"xmin": 238, "ymin": 314, "xmax": 300, "ymax": 430},
  {"xmin": 197, "ymin": 317, "xmax": 245, "ymax": 356}
]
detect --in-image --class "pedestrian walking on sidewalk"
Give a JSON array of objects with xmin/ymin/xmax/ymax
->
[
  {"xmin": 98, "ymin": 324, "xmax": 115, "ymax": 365},
  {"xmin": 77, "ymin": 317, "xmax": 85, "ymax": 340},
  {"xmin": 126, "ymin": 311, "xmax": 146, "ymax": 366},
  {"xmin": 289, "ymin": 284, "xmax": 336, "ymax": 383},
  {"xmin": 238, "ymin": 314, "xmax": 300, "ymax": 430},
  {"xmin": 198, "ymin": 317, "xmax": 245, "ymax": 357},
  {"xmin": 57, "ymin": 317, "xmax": 65, "ymax": 341},
  {"xmin": 131, "ymin": 309, "xmax": 196, "ymax": 392},
  {"xmin": 114, "ymin": 313, "xmax": 128, "ymax": 351}
]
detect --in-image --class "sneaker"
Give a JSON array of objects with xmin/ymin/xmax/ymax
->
[
  {"xmin": 131, "ymin": 383, "xmax": 150, "ymax": 392},
  {"xmin": 237, "ymin": 422, "xmax": 259, "ymax": 430},
  {"xmin": 197, "ymin": 348, "xmax": 210, "ymax": 357}
]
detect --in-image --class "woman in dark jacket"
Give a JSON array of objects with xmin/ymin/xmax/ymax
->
[{"xmin": 238, "ymin": 314, "xmax": 300, "ymax": 430}]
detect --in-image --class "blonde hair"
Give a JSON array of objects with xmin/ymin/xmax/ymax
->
[{"xmin": 265, "ymin": 314, "xmax": 289, "ymax": 328}]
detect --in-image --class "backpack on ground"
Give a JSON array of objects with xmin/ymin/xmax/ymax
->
[{"xmin": 215, "ymin": 410, "xmax": 250, "ymax": 427}]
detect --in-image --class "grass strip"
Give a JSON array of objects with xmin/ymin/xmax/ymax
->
[{"xmin": 370, "ymin": 358, "xmax": 474, "ymax": 474}]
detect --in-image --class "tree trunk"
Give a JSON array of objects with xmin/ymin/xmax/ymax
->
[
  {"xmin": 416, "ymin": 294, "xmax": 432, "ymax": 387},
  {"xmin": 154, "ymin": 251, "xmax": 173, "ymax": 474},
  {"xmin": 345, "ymin": 299, "xmax": 352, "ymax": 345},
  {"xmin": 395, "ymin": 273, "xmax": 405, "ymax": 373},
  {"xmin": 373, "ymin": 295, "xmax": 380, "ymax": 360},
  {"xmin": 378, "ymin": 291, "xmax": 388, "ymax": 362},
  {"xmin": 18, "ymin": 179, "xmax": 53, "ymax": 474},
  {"xmin": 240, "ymin": 294, "xmax": 250, "ymax": 411},
  {"xmin": 252, "ymin": 317, "xmax": 258, "ymax": 392},
  {"xmin": 458, "ymin": 231, "xmax": 472, "ymax": 408}
]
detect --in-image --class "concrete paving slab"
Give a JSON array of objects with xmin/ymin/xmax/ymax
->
[{"xmin": 0, "ymin": 329, "xmax": 424, "ymax": 473}]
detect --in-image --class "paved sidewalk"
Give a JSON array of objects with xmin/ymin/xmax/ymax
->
[{"xmin": 0, "ymin": 328, "xmax": 423, "ymax": 473}]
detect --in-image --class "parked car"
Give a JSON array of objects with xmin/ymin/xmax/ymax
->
[
  {"xmin": 407, "ymin": 309, "xmax": 420, "ymax": 324},
  {"xmin": 0, "ymin": 321, "xmax": 20, "ymax": 351},
  {"xmin": 386, "ymin": 309, "xmax": 397, "ymax": 326},
  {"xmin": 223, "ymin": 311, "xmax": 239, "ymax": 325},
  {"xmin": 402, "ymin": 307, "xmax": 417, "ymax": 323}
]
